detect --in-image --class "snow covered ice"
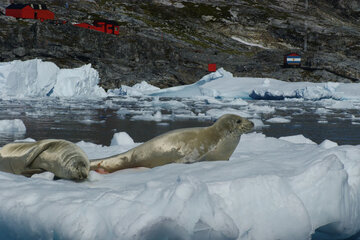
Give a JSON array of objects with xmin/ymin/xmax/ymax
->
[
  {"xmin": 2, "ymin": 59, "xmax": 360, "ymax": 239},
  {"xmin": 2, "ymin": 133, "xmax": 360, "ymax": 240}
]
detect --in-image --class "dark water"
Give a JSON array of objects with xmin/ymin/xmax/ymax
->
[
  {"xmin": 0, "ymin": 97, "xmax": 360, "ymax": 146},
  {"xmin": 261, "ymin": 102, "xmax": 360, "ymax": 145},
  {"xmin": 0, "ymin": 98, "xmax": 212, "ymax": 146}
]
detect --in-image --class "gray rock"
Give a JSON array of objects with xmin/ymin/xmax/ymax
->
[
  {"xmin": 12, "ymin": 47, "xmax": 26, "ymax": 57},
  {"xmin": 0, "ymin": 0, "xmax": 359, "ymax": 89}
]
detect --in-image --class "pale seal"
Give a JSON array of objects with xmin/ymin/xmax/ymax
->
[
  {"xmin": 90, "ymin": 114, "xmax": 254, "ymax": 173},
  {"xmin": 0, "ymin": 139, "xmax": 90, "ymax": 180}
]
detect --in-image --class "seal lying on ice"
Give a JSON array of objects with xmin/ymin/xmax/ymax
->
[
  {"xmin": 0, "ymin": 114, "xmax": 253, "ymax": 178},
  {"xmin": 0, "ymin": 139, "xmax": 90, "ymax": 180},
  {"xmin": 91, "ymin": 114, "xmax": 254, "ymax": 173}
]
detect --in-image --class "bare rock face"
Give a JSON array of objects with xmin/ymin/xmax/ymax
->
[
  {"xmin": 0, "ymin": 0, "xmax": 359, "ymax": 89},
  {"xmin": 333, "ymin": 0, "xmax": 360, "ymax": 13}
]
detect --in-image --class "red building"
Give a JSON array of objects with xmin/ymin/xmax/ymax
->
[
  {"xmin": 74, "ymin": 20, "xmax": 120, "ymax": 35},
  {"xmin": 6, "ymin": 3, "xmax": 54, "ymax": 21},
  {"xmin": 208, "ymin": 63, "xmax": 217, "ymax": 72}
]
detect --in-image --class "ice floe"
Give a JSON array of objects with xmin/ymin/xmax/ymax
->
[{"xmin": 1, "ymin": 133, "xmax": 360, "ymax": 239}]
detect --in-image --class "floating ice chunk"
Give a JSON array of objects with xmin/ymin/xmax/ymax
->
[
  {"xmin": 266, "ymin": 117, "xmax": 291, "ymax": 123},
  {"xmin": 110, "ymin": 85, "xmax": 142, "ymax": 96},
  {"xmin": 250, "ymin": 118, "xmax": 267, "ymax": 130},
  {"xmin": 329, "ymin": 101, "xmax": 355, "ymax": 109},
  {"xmin": 203, "ymin": 97, "xmax": 223, "ymax": 105},
  {"xmin": 320, "ymin": 139, "xmax": 338, "ymax": 149},
  {"xmin": 116, "ymin": 108, "xmax": 152, "ymax": 119},
  {"xmin": 110, "ymin": 132, "xmax": 135, "ymax": 146},
  {"xmin": 294, "ymin": 86, "xmax": 337, "ymax": 100},
  {"xmin": 315, "ymin": 108, "xmax": 330, "ymax": 115},
  {"xmin": 151, "ymin": 99, "xmax": 188, "ymax": 109},
  {"xmin": 79, "ymin": 119, "xmax": 105, "ymax": 125},
  {"xmin": 153, "ymin": 111, "xmax": 162, "ymax": 121},
  {"xmin": 0, "ymin": 119, "xmax": 26, "ymax": 133},
  {"xmin": 206, "ymin": 108, "xmax": 252, "ymax": 119},
  {"xmin": 225, "ymin": 98, "xmax": 248, "ymax": 106},
  {"xmin": 279, "ymin": 135, "xmax": 316, "ymax": 144},
  {"xmin": 250, "ymin": 86, "xmax": 339, "ymax": 101},
  {"xmin": 351, "ymin": 115, "xmax": 360, "ymax": 121},
  {"xmin": 15, "ymin": 138, "xmax": 36, "ymax": 142},
  {"xmin": 110, "ymin": 81, "xmax": 160, "ymax": 96},
  {"xmin": 318, "ymin": 120, "xmax": 329, "ymax": 124},
  {"xmin": 249, "ymin": 104, "xmax": 275, "ymax": 114},
  {"xmin": 131, "ymin": 111, "xmax": 164, "ymax": 122}
]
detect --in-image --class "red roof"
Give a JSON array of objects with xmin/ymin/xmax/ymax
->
[{"xmin": 285, "ymin": 53, "xmax": 301, "ymax": 57}]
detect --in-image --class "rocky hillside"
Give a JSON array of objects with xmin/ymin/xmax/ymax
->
[{"xmin": 0, "ymin": 0, "xmax": 359, "ymax": 89}]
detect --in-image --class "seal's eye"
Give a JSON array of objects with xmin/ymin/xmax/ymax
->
[{"xmin": 236, "ymin": 119, "xmax": 242, "ymax": 124}]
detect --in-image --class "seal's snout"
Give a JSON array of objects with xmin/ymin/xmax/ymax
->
[
  {"xmin": 243, "ymin": 119, "xmax": 254, "ymax": 132},
  {"xmin": 249, "ymin": 120, "xmax": 254, "ymax": 128},
  {"xmin": 76, "ymin": 164, "xmax": 89, "ymax": 180},
  {"xmin": 79, "ymin": 166, "xmax": 89, "ymax": 179}
]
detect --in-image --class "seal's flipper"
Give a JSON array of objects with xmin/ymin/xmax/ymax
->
[
  {"xmin": 23, "ymin": 141, "xmax": 56, "ymax": 168},
  {"xmin": 20, "ymin": 168, "xmax": 45, "ymax": 177}
]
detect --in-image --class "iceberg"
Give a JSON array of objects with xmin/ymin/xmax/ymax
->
[
  {"xmin": 2, "ymin": 59, "xmax": 360, "ymax": 103},
  {"xmin": 0, "ymin": 59, "xmax": 106, "ymax": 98},
  {"xmin": 116, "ymin": 68, "xmax": 360, "ymax": 102},
  {"xmin": 52, "ymin": 64, "xmax": 106, "ymax": 98},
  {"xmin": 0, "ymin": 59, "xmax": 58, "ymax": 98}
]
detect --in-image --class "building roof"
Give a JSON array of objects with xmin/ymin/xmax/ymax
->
[
  {"xmin": 6, "ymin": 3, "xmax": 28, "ymax": 9},
  {"xmin": 30, "ymin": 4, "xmax": 47, "ymax": 10},
  {"xmin": 6, "ymin": 3, "xmax": 47, "ymax": 10},
  {"xmin": 93, "ymin": 19, "xmax": 119, "ymax": 26},
  {"xmin": 285, "ymin": 52, "xmax": 301, "ymax": 57}
]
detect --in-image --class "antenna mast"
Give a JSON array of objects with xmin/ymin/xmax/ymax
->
[{"xmin": 304, "ymin": 0, "xmax": 308, "ymax": 51}]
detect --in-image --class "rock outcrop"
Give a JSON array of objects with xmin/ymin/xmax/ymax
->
[{"xmin": 0, "ymin": 0, "xmax": 359, "ymax": 89}]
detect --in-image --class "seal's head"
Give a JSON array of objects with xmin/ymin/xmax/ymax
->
[
  {"xmin": 213, "ymin": 114, "xmax": 254, "ymax": 135},
  {"xmin": 64, "ymin": 154, "xmax": 90, "ymax": 180},
  {"xmin": 41, "ymin": 140, "xmax": 90, "ymax": 180}
]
